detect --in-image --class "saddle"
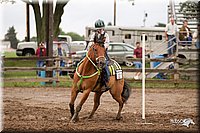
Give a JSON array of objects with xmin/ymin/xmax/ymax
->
[
  {"xmin": 107, "ymin": 59, "xmax": 122, "ymax": 77},
  {"xmin": 93, "ymin": 59, "xmax": 122, "ymax": 92}
]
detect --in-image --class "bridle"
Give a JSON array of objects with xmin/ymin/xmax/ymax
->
[
  {"xmin": 75, "ymin": 43, "xmax": 106, "ymax": 90},
  {"xmin": 92, "ymin": 45, "xmax": 106, "ymax": 67}
]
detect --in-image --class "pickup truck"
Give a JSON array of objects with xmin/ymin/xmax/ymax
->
[
  {"xmin": 16, "ymin": 41, "xmax": 37, "ymax": 56},
  {"xmin": 16, "ymin": 35, "xmax": 73, "ymax": 56}
]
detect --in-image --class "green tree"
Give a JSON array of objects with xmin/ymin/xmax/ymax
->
[
  {"xmin": 22, "ymin": 0, "xmax": 69, "ymax": 43},
  {"xmin": 179, "ymin": 1, "xmax": 199, "ymax": 20},
  {"xmin": 59, "ymin": 28, "xmax": 84, "ymax": 41},
  {"xmin": 30, "ymin": 36, "xmax": 37, "ymax": 42},
  {"xmin": 59, "ymin": 27, "xmax": 66, "ymax": 35},
  {"xmin": 4, "ymin": 26, "xmax": 19, "ymax": 49},
  {"xmin": 66, "ymin": 32, "xmax": 84, "ymax": 41}
]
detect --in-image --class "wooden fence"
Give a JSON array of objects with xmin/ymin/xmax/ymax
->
[{"xmin": 2, "ymin": 56, "xmax": 199, "ymax": 84}]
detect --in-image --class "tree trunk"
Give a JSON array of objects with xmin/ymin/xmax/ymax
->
[
  {"xmin": 31, "ymin": 1, "xmax": 42, "ymax": 44},
  {"xmin": 42, "ymin": 2, "xmax": 47, "ymax": 42},
  {"xmin": 53, "ymin": 1, "xmax": 69, "ymax": 38},
  {"xmin": 24, "ymin": 0, "xmax": 68, "ymax": 44}
]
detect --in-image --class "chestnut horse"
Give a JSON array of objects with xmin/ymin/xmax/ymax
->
[{"xmin": 69, "ymin": 43, "xmax": 131, "ymax": 123}]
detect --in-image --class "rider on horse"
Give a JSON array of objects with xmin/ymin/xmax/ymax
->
[{"xmin": 90, "ymin": 19, "xmax": 110, "ymax": 91}]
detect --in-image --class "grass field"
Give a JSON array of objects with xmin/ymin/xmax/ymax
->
[{"xmin": 4, "ymin": 51, "xmax": 17, "ymax": 57}]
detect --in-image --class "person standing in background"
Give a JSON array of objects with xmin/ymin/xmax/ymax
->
[
  {"xmin": 133, "ymin": 42, "xmax": 142, "ymax": 80},
  {"xmin": 53, "ymin": 42, "xmax": 67, "ymax": 76},
  {"xmin": 165, "ymin": 17, "xmax": 178, "ymax": 58},
  {"xmin": 193, "ymin": 24, "xmax": 200, "ymax": 49},
  {"xmin": 36, "ymin": 42, "xmax": 46, "ymax": 76}
]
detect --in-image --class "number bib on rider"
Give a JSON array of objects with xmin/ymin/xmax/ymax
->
[{"xmin": 115, "ymin": 70, "xmax": 123, "ymax": 80}]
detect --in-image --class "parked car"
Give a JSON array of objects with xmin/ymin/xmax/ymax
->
[
  {"xmin": 16, "ymin": 41, "xmax": 37, "ymax": 56},
  {"xmin": 107, "ymin": 43, "xmax": 135, "ymax": 66},
  {"xmin": 70, "ymin": 41, "xmax": 86, "ymax": 46},
  {"xmin": 70, "ymin": 41, "xmax": 86, "ymax": 54},
  {"xmin": 72, "ymin": 42, "xmax": 135, "ymax": 67}
]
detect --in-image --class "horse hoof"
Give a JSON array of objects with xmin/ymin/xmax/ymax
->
[
  {"xmin": 70, "ymin": 119, "xmax": 76, "ymax": 123},
  {"xmin": 116, "ymin": 116, "xmax": 123, "ymax": 120},
  {"xmin": 70, "ymin": 118, "xmax": 79, "ymax": 123},
  {"xmin": 70, "ymin": 117, "xmax": 79, "ymax": 123},
  {"xmin": 88, "ymin": 115, "xmax": 93, "ymax": 119}
]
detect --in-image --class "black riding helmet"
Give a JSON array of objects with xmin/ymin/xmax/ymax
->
[{"xmin": 95, "ymin": 19, "xmax": 105, "ymax": 28}]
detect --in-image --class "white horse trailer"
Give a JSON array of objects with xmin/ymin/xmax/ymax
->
[
  {"xmin": 85, "ymin": 26, "xmax": 166, "ymax": 53},
  {"xmin": 85, "ymin": 26, "xmax": 198, "ymax": 60}
]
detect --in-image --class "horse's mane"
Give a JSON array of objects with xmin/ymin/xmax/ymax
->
[
  {"xmin": 89, "ymin": 43, "xmax": 104, "ymax": 49},
  {"xmin": 87, "ymin": 43, "xmax": 105, "ymax": 58}
]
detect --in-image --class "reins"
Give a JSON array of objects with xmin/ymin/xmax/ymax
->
[{"xmin": 76, "ymin": 51, "xmax": 101, "ymax": 91}]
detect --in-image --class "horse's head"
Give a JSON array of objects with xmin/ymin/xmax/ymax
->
[{"xmin": 88, "ymin": 43, "xmax": 106, "ymax": 69}]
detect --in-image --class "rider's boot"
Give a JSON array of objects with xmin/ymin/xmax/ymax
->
[{"xmin": 101, "ymin": 82, "xmax": 110, "ymax": 92}]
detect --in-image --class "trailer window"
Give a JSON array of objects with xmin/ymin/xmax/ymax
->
[
  {"xmin": 88, "ymin": 30, "xmax": 91, "ymax": 37},
  {"xmin": 112, "ymin": 31, "xmax": 115, "ymax": 36},
  {"xmin": 141, "ymin": 35, "xmax": 147, "ymax": 41},
  {"xmin": 125, "ymin": 34, "xmax": 131, "ymax": 39},
  {"xmin": 156, "ymin": 35, "xmax": 162, "ymax": 40}
]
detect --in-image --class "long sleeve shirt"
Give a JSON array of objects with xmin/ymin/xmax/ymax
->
[{"xmin": 36, "ymin": 48, "xmax": 46, "ymax": 57}]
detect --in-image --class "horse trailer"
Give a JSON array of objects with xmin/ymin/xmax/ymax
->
[
  {"xmin": 86, "ymin": 26, "xmax": 165, "ymax": 51},
  {"xmin": 85, "ymin": 26, "xmax": 198, "ymax": 60}
]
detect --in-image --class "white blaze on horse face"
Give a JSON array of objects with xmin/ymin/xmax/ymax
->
[
  {"xmin": 96, "ymin": 56, "xmax": 106, "ymax": 62},
  {"xmin": 96, "ymin": 56, "xmax": 106, "ymax": 68}
]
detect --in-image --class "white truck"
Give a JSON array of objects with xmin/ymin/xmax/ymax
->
[{"xmin": 16, "ymin": 35, "xmax": 72, "ymax": 56}]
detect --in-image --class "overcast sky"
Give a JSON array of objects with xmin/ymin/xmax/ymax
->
[{"xmin": 0, "ymin": 0, "xmax": 187, "ymax": 41}]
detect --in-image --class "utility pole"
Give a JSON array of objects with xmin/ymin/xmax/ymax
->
[
  {"xmin": 113, "ymin": 0, "xmax": 135, "ymax": 26},
  {"xmin": 26, "ymin": 3, "xmax": 30, "ymax": 42},
  {"xmin": 45, "ymin": 0, "xmax": 54, "ymax": 82},
  {"xmin": 114, "ymin": 0, "xmax": 116, "ymax": 26}
]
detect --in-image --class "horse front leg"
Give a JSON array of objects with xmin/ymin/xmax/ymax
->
[
  {"xmin": 88, "ymin": 92, "xmax": 103, "ymax": 119},
  {"xmin": 70, "ymin": 89, "xmax": 91, "ymax": 123},
  {"xmin": 69, "ymin": 86, "xmax": 78, "ymax": 118}
]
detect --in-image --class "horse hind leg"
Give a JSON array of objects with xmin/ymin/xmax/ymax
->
[
  {"xmin": 88, "ymin": 92, "xmax": 103, "ymax": 119},
  {"xmin": 115, "ymin": 80, "xmax": 131, "ymax": 120},
  {"xmin": 110, "ymin": 85, "xmax": 124, "ymax": 120},
  {"xmin": 110, "ymin": 91, "xmax": 124, "ymax": 120},
  {"xmin": 115, "ymin": 97, "xmax": 124, "ymax": 120},
  {"xmin": 70, "ymin": 89, "xmax": 91, "ymax": 123}
]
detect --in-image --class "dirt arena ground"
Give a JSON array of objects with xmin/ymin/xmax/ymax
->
[{"xmin": 2, "ymin": 87, "xmax": 199, "ymax": 133}]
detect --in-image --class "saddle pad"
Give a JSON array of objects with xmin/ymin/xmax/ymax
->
[{"xmin": 108, "ymin": 59, "xmax": 122, "ymax": 76}]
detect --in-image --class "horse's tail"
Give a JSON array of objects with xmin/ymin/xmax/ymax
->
[{"xmin": 121, "ymin": 80, "xmax": 131, "ymax": 103}]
